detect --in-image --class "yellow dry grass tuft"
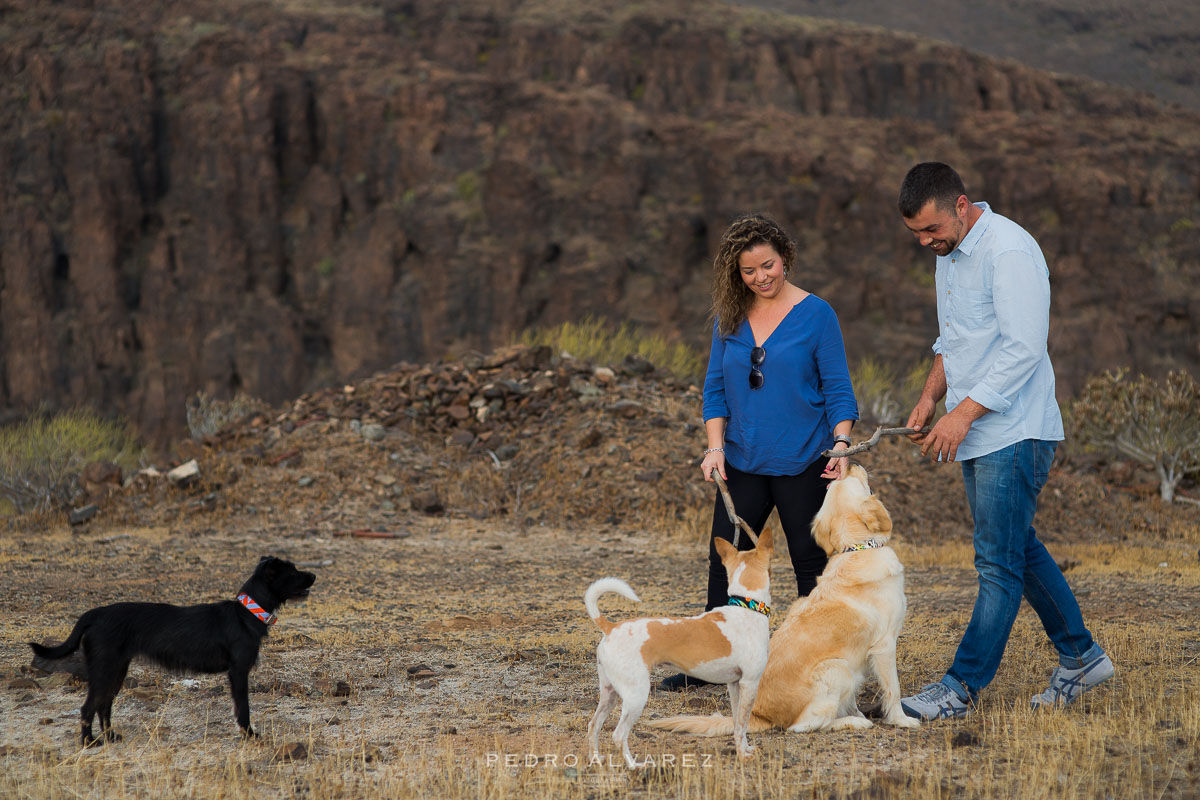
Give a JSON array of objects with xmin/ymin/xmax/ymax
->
[{"xmin": 519, "ymin": 316, "xmax": 704, "ymax": 381}]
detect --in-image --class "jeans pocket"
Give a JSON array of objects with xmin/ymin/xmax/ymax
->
[{"xmin": 1033, "ymin": 440, "xmax": 1057, "ymax": 492}]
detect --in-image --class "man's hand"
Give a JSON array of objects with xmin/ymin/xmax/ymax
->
[
  {"xmin": 919, "ymin": 397, "xmax": 988, "ymax": 462},
  {"xmin": 919, "ymin": 409, "xmax": 972, "ymax": 462},
  {"xmin": 905, "ymin": 398, "xmax": 936, "ymax": 444}
]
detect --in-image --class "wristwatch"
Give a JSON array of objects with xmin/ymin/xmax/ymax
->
[{"xmin": 833, "ymin": 434, "xmax": 852, "ymax": 446}]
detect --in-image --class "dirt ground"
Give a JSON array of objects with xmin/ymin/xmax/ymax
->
[{"xmin": 1, "ymin": 360, "xmax": 1199, "ymax": 798}]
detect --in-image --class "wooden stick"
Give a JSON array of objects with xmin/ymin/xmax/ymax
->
[
  {"xmin": 821, "ymin": 426, "xmax": 931, "ymax": 458},
  {"xmin": 711, "ymin": 472, "xmax": 758, "ymax": 547}
]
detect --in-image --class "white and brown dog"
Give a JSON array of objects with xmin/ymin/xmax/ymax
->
[
  {"xmin": 585, "ymin": 529, "xmax": 773, "ymax": 767},
  {"xmin": 652, "ymin": 465, "xmax": 918, "ymax": 737}
]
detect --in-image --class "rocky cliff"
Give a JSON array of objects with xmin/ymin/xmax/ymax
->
[{"xmin": 2, "ymin": 0, "xmax": 1198, "ymax": 444}]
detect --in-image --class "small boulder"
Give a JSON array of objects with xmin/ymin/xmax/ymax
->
[
  {"xmin": 68, "ymin": 505, "xmax": 99, "ymax": 526},
  {"xmin": 167, "ymin": 460, "xmax": 199, "ymax": 487},
  {"xmin": 274, "ymin": 742, "xmax": 308, "ymax": 762},
  {"xmin": 448, "ymin": 430, "xmax": 475, "ymax": 447},
  {"xmin": 411, "ymin": 490, "xmax": 444, "ymax": 514},
  {"xmin": 621, "ymin": 353, "xmax": 654, "ymax": 375},
  {"xmin": 80, "ymin": 461, "xmax": 122, "ymax": 498}
]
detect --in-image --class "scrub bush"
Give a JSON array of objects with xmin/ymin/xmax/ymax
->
[
  {"xmin": 0, "ymin": 408, "xmax": 142, "ymax": 513},
  {"xmin": 1071, "ymin": 368, "xmax": 1200, "ymax": 503}
]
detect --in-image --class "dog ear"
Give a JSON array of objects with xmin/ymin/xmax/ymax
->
[
  {"xmin": 810, "ymin": 509, "xmax": 834, "ymax": 554},
  {"xmin": 714, "ymin": 536, "xmax": 737, "ymax": 564},
  {"xmin": 859, "ymin": 495, "xmax": 893, "ymax": 536},
  {"xmin": 755, "ymin": 526, "xmax": 774, "ymax": 555}
]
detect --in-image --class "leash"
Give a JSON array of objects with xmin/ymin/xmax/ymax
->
[{"xmin": 710, "ymin": 471, "xmax": 758, "ymax": 548}]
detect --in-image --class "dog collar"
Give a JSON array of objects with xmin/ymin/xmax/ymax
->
[
  {"xmin": 842, "ymin": 538, "xmax": 886, "ymax": 554},
  {"xmin": 727, "ymin": 595, "xmax": 771, "ymax": 617},
  {"xmin": 237, "ymin": 593, "xmax": 277, "ymax": 626}
]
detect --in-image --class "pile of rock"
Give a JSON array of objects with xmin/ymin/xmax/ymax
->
[{"xmin": 181, "ymin": 345, "xmax": 709, "ymax": 528}]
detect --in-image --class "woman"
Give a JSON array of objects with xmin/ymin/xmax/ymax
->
[{"xmin": 661, "ymin": 214, "xmax": 858, "ymax": 691}]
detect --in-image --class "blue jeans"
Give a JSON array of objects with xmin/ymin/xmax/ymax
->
[{"xmin": 940, "ymin": 439, "xmax": 1102, "ymax": 702}]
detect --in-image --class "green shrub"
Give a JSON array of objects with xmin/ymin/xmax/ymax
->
[
  {"xmin": 519, "ymin": 316, "xmax": 704, "ymax": 380},
  {"xmin": 1071, "ymin": 368, "xmax": 1200, "ymax": 503},
  {"xmin": 186, "ymin": 391, "xmax": 271, "ymax": 441},
  {"xmin": 455, "ymin": 171, "xmax": 480, "ymax": 203},
  {"xmin": 851, "ymin": 357, "xmax": 902, "ymax": 425},
  {"xmin": 0, "ymin": 408, "xmax": 142, "ymax": 513},
  {"xmin": 851, "ymin": 356, "xmax": 934, "ymax": 426}
]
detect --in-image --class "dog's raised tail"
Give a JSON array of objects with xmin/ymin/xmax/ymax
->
[
  {"xmin": 29, "ymin": 613, "xmax": 90, "ymax": 660},
  {"xmin": 585, "ymin": 578, "xmax": 640, "ymax": 635},
  {"xmin": 647, "ymin": 713, "xmax": 773, "ymax": 736}
]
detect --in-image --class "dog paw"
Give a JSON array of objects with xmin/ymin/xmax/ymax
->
[
  {"xmin": 830, "ymin": 716, "xmax": 873, "ymax": 730},
  {"xmin": 737, "ymin": 746, "xmax": 755, "ymax": 760},
  {"xmin": 240, "ymin": 727, "xmax": 259, "ymax": 739},
  {"xmin": 887, "ymin": 715, "xmax": 920, "ymax": 729},
  {"xmin": 104, "ymin": 730, "xmax": 123, "ymax": 742}
]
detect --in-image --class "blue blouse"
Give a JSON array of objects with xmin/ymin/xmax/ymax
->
[{"xmin": 702, "ymin": 295, "xmax": 858, "ymax": 476}]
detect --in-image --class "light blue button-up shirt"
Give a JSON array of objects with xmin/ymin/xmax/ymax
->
[{"xmin": 932, "ymin": 202, "xmax": 1064, "ymax": 461}]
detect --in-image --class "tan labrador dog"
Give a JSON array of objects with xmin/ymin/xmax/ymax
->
[{"xmin": 651, "ymin": 464, "xmax": 918, "ymax": 735}]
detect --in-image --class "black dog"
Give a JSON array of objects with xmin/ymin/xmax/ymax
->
[{"xmin": 29, "ymin": 556, "xmax": 315, "ymax": 746}]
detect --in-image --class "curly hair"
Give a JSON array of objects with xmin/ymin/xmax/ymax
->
[{"xmin": 711, "ymin": 214, "xmax": 797, "ymax": 337}]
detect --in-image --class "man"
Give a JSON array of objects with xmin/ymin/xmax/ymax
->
[{"xmin": 896, "ymin": 162, "xmax": 1113, "ymax": 720}]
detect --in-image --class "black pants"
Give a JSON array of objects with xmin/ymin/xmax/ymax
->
[{"xmin": 706, "ymin": 459, "xmax": 829, "ymax": 611}]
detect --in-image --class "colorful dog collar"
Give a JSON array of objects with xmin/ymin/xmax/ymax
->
[
  {"xmin": 237, "ymin": 593, "xmax": 277, "ymax": 626},
  {"xmin": 727, "ymin": 595, "xmax": 771, "ymax": 617},
  {"xmin": 841, "ymin": 538, "xmax": 886, "ymax": 554}
]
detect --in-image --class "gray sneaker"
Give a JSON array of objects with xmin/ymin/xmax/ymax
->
[
  {"xmin": 1031, "ymin": 653, "xmax": 1114, "ymax": 708},
  {"xmin": 901, "ymin": 682, "xmax": 971, "ymax": 720}
]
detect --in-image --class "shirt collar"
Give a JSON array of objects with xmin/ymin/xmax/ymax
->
[{"xmin": 953, "ymin": 202, "xmax": 991, "ymax": 258}]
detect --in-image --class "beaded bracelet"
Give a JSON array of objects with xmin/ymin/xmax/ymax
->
[{"xmin": 703, "ymin": 447, "xmax": 725, "ymax": 455}]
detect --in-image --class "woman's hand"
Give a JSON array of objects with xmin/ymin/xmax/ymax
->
[
  {"xmin": 701, "ymin": 449, "xmax": 727, "ymax": 482},
  {"xmin": 821, "ymin": 441, "xmax": 849, "ymax": 480}
]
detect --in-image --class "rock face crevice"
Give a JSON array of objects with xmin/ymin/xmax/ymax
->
[{"xmin": 1, "ymin": 0, "xmax": 1198, "ymax": 444}]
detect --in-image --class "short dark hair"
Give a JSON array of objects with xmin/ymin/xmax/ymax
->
[{"xmin": 898, "ymin": 162, "xmax": 967, "ymax": 218}]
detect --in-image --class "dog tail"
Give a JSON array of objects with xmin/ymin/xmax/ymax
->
[
  {"xmin": 29, "ymin": 613, "xmax": 90, "ymax": 660},
  {"xmin": 585, "ymin": 577, "xmax": 640, "ymax": 636},
  {"xmin": 647, "ymin": 712, "xmax": 773, "ymax": 736}
]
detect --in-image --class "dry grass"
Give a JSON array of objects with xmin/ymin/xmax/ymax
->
[
  {"xmin": 1, "ymin": 509, "xmax": 1197, "ymax": 799},
  {"xmin": 519, "ymin": 317, "xmax": 705, "ymax": 382}
]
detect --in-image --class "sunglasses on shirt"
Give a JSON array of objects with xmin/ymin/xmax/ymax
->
[{"xmin": 749, "ymin": 346, "xmax": 766, "ymax": 389}]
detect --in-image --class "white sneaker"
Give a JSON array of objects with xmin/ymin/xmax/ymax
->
[
  {"xmin": 901, "ymin": 682, "xmax": 971, "ymax": 721},
  {"xmin": 1031, "ymin": 653, "xmax": 1115, "ymax": 708}
]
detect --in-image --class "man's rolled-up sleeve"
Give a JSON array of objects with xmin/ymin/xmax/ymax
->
[{"xmin": 967, "ymin": 249, "xmax": 1050, "ymax": 414}]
